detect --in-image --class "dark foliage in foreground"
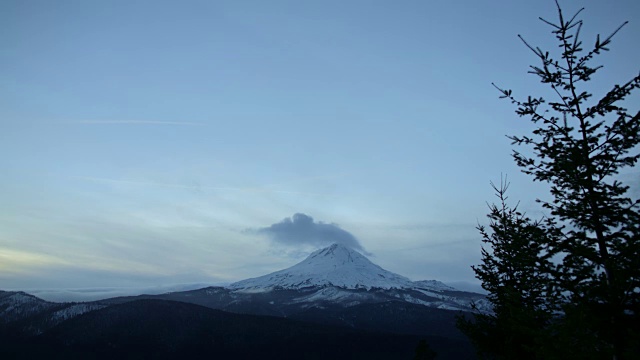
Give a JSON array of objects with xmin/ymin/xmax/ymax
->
[
  {"xmin": 459, "ymin": 1, "xmax": 640, "ymax": 359},
  {"xmin": 457, "ymin": 179, "xmax": 557, "ymax": 359}
]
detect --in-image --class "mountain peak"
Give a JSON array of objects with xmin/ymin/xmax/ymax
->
[
  {"xmin": 319, "ymin": 242, "xmax": 345, "ymax": 253},
  {"xmin": 229, "ymin": 243, "xmax": 413, "ymax": 291},
  {"xmin": 305, "ymin": 243, "xmax": 361, "ymax": 264}
]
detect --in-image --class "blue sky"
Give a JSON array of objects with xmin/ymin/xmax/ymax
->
[{"xmin": 1, "ymin": 0, "xmax": 639, "ymax": 298}]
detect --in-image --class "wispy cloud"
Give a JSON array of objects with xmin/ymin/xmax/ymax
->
[
  {"xmin": 0, "ymin": 248, "xmax": 70, "ymax": 272},
  {"xmin": 74, "ymin": 176, "xmax": 334, "ymax": 197},
  {"xmin": 66, "ymin": 120, "xmax": 206, "ymax": 126},
  {"xmin": 261, "ymin": 173, "xmax": 350, "ymax": 189}
]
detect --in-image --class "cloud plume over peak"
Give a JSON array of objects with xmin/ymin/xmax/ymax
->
[{"xmin": 257, "ymin": 213, "xmax": 367, "ymax": 254}]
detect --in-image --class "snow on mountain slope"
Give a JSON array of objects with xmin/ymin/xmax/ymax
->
[
  {"xmin": 50, "ymin": 303, "xmax": 106, "ymax": 322},
  {"xmin": 0, "ymin": 291, "xmax": 55, "ymax": 323},
  {"xmin": 230, "ymin": 243, "xmax": 415, "ymax": 291},
  {"xmin": 413, "ymin": 280, "xmax": 456, "ymax": 291}
]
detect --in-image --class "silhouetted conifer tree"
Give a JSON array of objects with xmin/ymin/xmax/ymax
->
[
  {"xmin": 457, "ymin": 177, "xmax": 557, "ymax": 359},
  {"xmin": 460, "ymin": 1, "xmax": 640, "ymax": 359}
]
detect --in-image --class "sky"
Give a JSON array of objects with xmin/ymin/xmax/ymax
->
[{"xmin": 1, "ymin": 0, "xmax": 639, "ymax": 300}]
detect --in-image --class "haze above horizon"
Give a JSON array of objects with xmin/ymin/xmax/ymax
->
[{"xmin": 2, "ymin": 0, "xmax": 639, "ymax": 293}]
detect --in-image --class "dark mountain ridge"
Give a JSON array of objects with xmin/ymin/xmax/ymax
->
[{"xmin": 1, "ymin": 299, "xmax": 473, "ymax": 359}]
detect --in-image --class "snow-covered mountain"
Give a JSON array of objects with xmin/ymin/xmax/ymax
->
[
  {"xmin": 226, "ymin": 243, "xmax": 488, "ymax": 312},
  {"xmin": 230, "ymin": 243, "xmax": 415, "ymax": 291}
]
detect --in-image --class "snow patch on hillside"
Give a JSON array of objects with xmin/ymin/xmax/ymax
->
[
  {"xmin": 51, "ymin": 304, "xmax": 105, "ymax": 322},
  {"xmin": 413, "ymin": 280, "xmax": 456, "ymax": 291}
]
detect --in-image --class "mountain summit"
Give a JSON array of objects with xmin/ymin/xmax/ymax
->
[{"xmin": 229, "ymin": 243, "xmax": 414, "ymax": 291}]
